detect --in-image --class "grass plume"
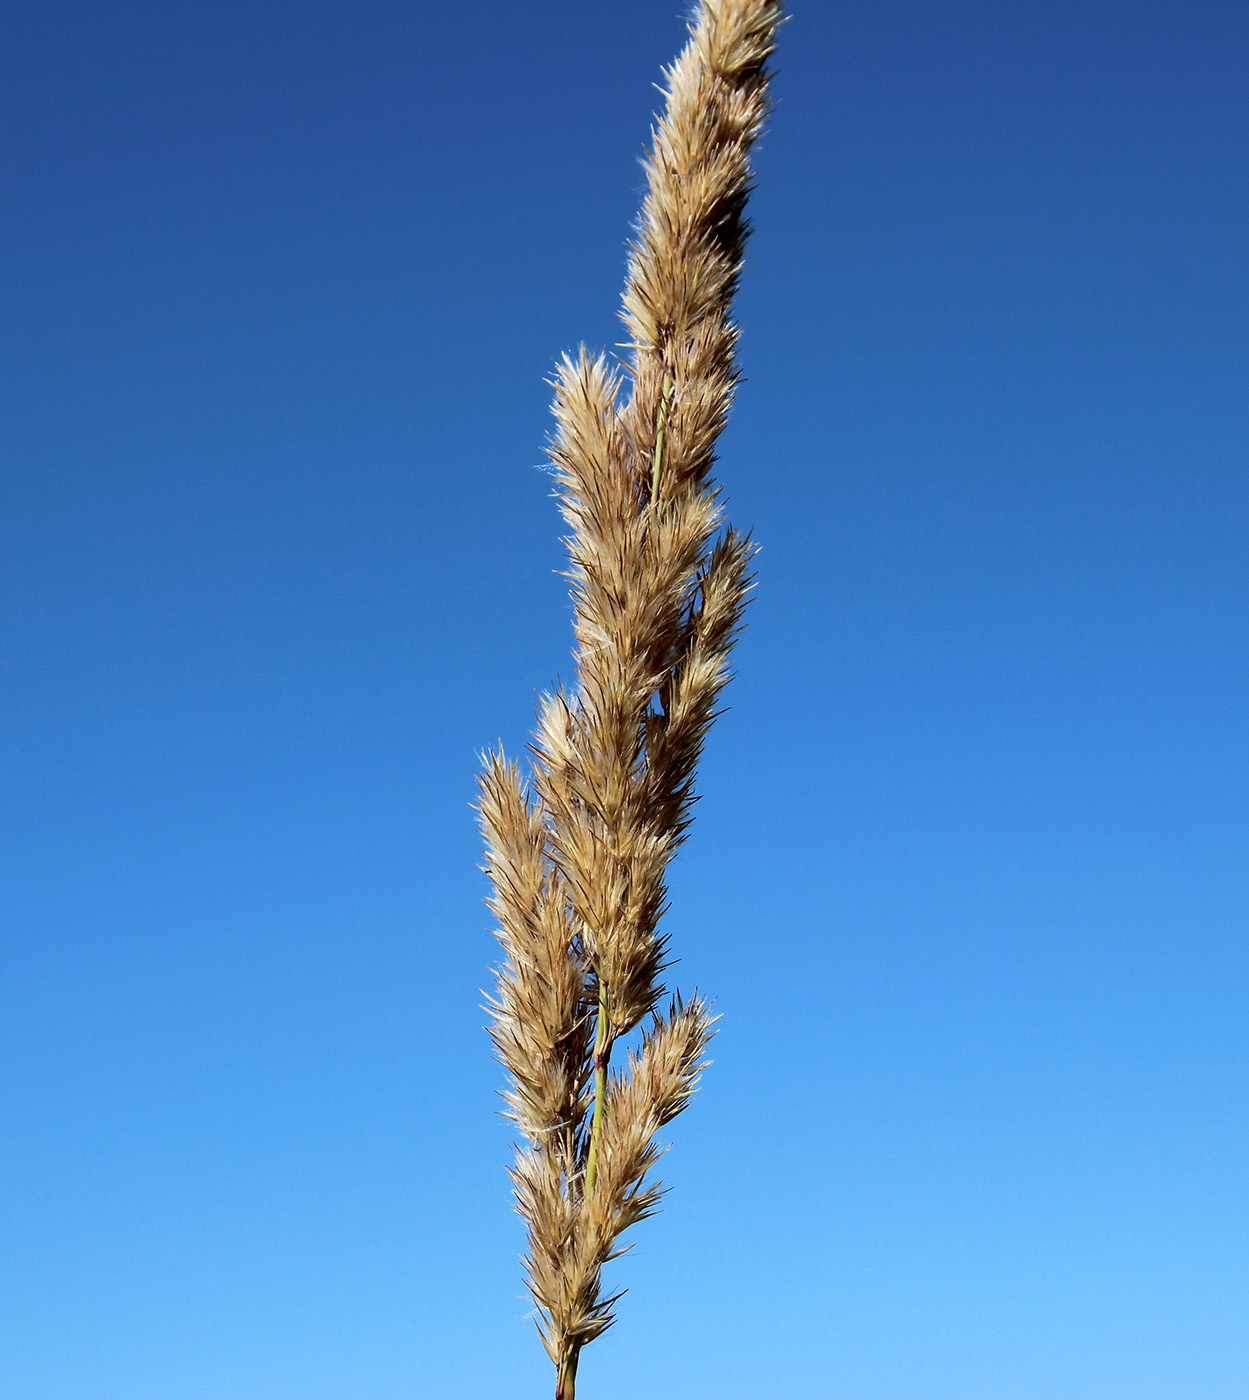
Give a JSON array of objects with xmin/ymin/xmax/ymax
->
[{"xmin": 479, "ymin": 3, "xmax": 781, "ymax": 1394}]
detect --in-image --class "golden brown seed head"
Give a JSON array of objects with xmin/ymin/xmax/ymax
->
[{"xmin": 479, "ymin": 0, "xmax": 781, "ymax": 1374}]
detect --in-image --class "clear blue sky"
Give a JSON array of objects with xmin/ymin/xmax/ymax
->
[{"xmin": 2, "ymin": 3, "xmax": 1246, "ymax": 1397}]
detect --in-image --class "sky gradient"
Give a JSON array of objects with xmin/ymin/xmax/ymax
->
[{"xmin": 2, "ymin": 2, "xmax": 1247, "ymax": 1397}]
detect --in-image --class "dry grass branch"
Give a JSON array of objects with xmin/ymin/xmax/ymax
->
[{"xmin": 478, "ymin": 4, "xmax": 781, "ymax": 1395}]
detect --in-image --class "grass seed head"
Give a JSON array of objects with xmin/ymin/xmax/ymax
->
[{"xmin": 479, "ymin": 3, "xmax": 781, "ymax": 1391}]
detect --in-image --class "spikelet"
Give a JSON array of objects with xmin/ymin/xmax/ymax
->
[
  {"xmin": 478, "ymin": 4, "xmax": 781, "ymax": 1396},
  {"xmin": 480, "ymin": 754, "xmax": 590, "ymax": 1150}
]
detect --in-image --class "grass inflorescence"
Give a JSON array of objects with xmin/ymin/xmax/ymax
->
[{"xmin": 478, "ymin": 4, "xmax": 782, "ymax": 1395}]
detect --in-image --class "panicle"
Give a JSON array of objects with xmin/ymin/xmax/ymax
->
[
  {"xmin": 479, "ymin": 753, "xmax": 591, "ymax": 1148},
  {"xmin": 620, "ymin": 0, "xmax": 783, "ymax": 506},
  {"xmin": 478, "ymin": 3, "xmax": 781, "ymax": 1391},
  {"xmin": 531, "ymin": 997, "xmax": 719, "ymax": 1360}
]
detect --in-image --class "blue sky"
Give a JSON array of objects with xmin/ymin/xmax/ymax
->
[{"xmin": 2, "ymin": 2, "xmax": 1247, "ymax": 1397}]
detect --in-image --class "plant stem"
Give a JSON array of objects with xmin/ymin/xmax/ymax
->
[
  {"xmin": 584, "ymin": 983, "xmax": 612, "ymax": 1196},
  {"xmin": 650, "ymin": 378, "xmax": 676, "ymax": 503},
  {"xmin": 556, "ymin": 1344, "xmax": 580, "ymax": 1400}
]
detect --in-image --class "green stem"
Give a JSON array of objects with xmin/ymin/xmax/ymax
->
[
  {"xmin": 584, "ymin": 984, "xmax": 612, "ymax": 1196},
  {"xmin": 650, "ymin": 378, "xmax": 676, "ymax": 504}
]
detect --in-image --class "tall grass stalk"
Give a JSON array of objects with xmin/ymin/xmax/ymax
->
[{"xmin": 478, "ymin": 3, "xmax": 781, "ymax": 1394}]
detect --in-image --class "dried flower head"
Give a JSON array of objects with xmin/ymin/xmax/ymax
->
[{"xmin": 478, "ymin": 4, "xmax": 782, "ymax": 1396}]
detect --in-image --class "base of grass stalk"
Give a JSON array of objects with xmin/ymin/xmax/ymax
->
[{"xmin": 556, "ymin": 1345, "xmax": 580, "ymax": 1400}]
